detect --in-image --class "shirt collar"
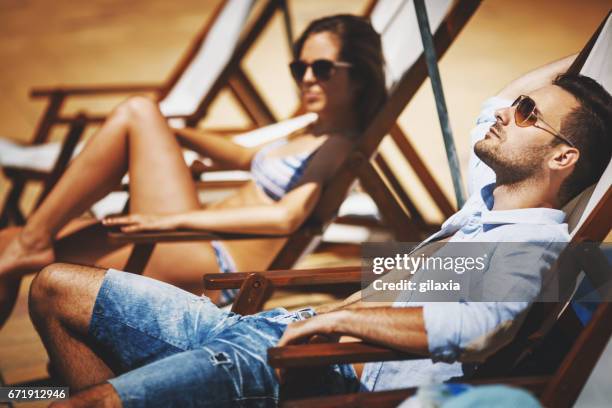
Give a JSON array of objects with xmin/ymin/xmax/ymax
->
[
  {"xmin": 480, "ymin": 207, "xmax": 566, "ymax": 225},
  {"xmin": 478, "ymin": 182, "xmax": 566, "ymax": 226}
]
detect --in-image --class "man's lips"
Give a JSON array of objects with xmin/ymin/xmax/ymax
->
[{"xmin": 487, "ymin": 126, "xmax": 501, "ymax": 139}]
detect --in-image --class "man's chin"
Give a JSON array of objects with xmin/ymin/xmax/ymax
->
[{"xmin": 474, "ymin": 139, "xmax": 497, "ymax": 163}]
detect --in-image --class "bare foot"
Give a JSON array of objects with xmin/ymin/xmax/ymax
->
[{"xmin": 0, "ymin": 227, "xmax": 55, "ymax": 279}]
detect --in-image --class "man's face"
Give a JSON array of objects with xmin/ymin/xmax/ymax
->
[{"xmin": 475, "ymin": 85, "xmax": 579, "ymax": 185}]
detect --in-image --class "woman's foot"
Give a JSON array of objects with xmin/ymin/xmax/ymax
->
[{"xmin": 0, "ymin": 227, "xmax": 55, "ymax": 279}]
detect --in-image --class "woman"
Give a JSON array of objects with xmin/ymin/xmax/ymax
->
[{"xmin": 0, "ymin": 14, "xmax": 386, "ymax": 325}]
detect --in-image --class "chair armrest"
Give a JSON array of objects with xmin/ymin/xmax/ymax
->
[
  {"xmin": 106, "ymin": 228, "xmax": 289, "ymax": 245},
  {"xmin": 203, "ymin": 266, "xmax": 362, "ymax": 290},
  {"xmin": 268, "ymin": 342, "xmax": 422, "ymax": 368},
  {"xmin": 30, "ymin": 83, "xmax": 162, "ymax": 98},
  {"xmin": 281, "ymin": 376, "xmax": 551, "ymax": 408}
]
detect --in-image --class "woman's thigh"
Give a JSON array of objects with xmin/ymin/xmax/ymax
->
[{"xmin": 121, "ymin": 96, "xmax": 200, "ymax": 214}]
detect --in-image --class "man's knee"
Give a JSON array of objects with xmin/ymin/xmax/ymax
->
[{"xmin": 29, "ymin": 263, "xmax": 99, "ymax": 318}]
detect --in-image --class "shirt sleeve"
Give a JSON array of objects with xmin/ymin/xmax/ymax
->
[
  {"xmin": 467, "ymin": 97, "xmax": 513, "ymax": 196},
  {"xmin": 420, "ymin": 239, "xmax": 565, "ymax": 363}
]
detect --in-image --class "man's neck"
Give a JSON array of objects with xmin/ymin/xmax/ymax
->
[{"xmin": 491, "ymin": 180, "xmax": 557, "ymax": 211}]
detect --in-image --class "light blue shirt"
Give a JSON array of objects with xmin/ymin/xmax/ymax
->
[{"xmin": 361, "ymin": 97, "xmax": 571, "ymax": 391}]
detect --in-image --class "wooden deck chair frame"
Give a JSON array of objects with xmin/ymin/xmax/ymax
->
[
  {"xmin": 268, "ymin": 204, "xmax": 612, "ymax": 408},
  {"xmin": 342, "ymin": 0, "xmax": 458, "ymax": 238},
  {"xmin": 0, "ymin": 0, "xmax": 289, "ymax": 227},
  {"xmin": 207, "ymin": 13, "xmax": 612, "ymax": 406},
  {"xmin": 198, "ymin": 167, "xmax": 610, "ymax": 407},
  {"xmin": 105, "ymin": 0, "xmax": 481, "ymax": 277}
]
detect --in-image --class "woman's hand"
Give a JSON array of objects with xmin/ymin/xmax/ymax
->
[{"xmin": 102, "ymin": 214, "xmax": 181, "ymax": 233}]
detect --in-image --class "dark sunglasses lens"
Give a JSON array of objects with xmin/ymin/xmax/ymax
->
[
  {"xmin": 289, "ymin": 61, "xmax": 307, "ymax": 82},
  {"xmin": 311, "ymin": 60, "xmax": 334, "ymax": 81},
  {"xmin": 515, "ymin": 97, "xmax": 536, "ymax": 126}
]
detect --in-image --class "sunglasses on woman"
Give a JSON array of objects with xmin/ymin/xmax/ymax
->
[
  {"xmin": 289, "ymin": 59, "xmax": 352, "ymax": 82},
  {"xmin": 512, "ymin": 95, "xmax": 575, "ymax": 147}
]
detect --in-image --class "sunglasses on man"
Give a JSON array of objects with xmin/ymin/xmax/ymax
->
[
  {"xmin": 289, "ymin": 59, "xmax": 352, "ymax": 82},
  {"xmin": 512, "ymin": 95, "xmax": 575, "ymax": 147}
]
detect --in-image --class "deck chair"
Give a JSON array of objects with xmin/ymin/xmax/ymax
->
[
  {"xmin": 269, "ymin": 219, "xmax": 612, "ymax": 408},
  {"xmin": 0, "ymin": 0, "xmax": 292, "ymax": 227},
  {"xmin": 227, "ymin": 11, "xmax": 612, "ymax": 406},
  {"xmin": 106, "ymin": 0, "xmax": 481, "ymax": 276}
]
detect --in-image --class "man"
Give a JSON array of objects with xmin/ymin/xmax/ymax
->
[{"xmin": 32, "ymin": 55, "xmax": 611, "ymax": 407}]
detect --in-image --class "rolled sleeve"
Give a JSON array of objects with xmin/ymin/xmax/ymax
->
[
  {"xmin": 423, "ymin": 301, "xmax": 529, "ymax": 363},
  {"xmin": 421, "ymin": 239, "xmax": 566, "ymax": 364}
]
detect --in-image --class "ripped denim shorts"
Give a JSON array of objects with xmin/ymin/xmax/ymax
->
[{"xmin": 89, "ymin": 269, "xmax": 359, "ymax": 408}]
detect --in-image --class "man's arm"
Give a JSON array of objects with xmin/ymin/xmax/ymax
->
[
  {"xmin": 277, "ymin": 307, "xmax": 429, "ymax": 354},
  {"xmin": 496, "ymin": 54, "xmax": 577, "ymax": 100}
]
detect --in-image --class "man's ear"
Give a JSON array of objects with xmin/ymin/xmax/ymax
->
[{"xmin": 549, "ymin": 146, "xmax": 580, "ymax": 171}]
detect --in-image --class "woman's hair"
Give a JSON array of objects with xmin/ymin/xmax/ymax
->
[{"xmin": 293, "ymin": 14, "xmax": 387, "ymax": 130}]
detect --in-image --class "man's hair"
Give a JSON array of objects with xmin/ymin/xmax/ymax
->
[
  {"xmin": 293, "ymin": 14, "xmax": 387, "ymax": 130},
  {"xmin": 552, "ymin": 73, "xmax": 612, "ymax": 205}
]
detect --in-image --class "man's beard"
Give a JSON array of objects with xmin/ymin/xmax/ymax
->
[{"xmin": 474, "ymin": 138, "xmax": 548, "ymax": 187}]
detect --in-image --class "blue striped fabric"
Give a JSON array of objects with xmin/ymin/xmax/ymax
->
[
  {"xmin": 210, "ymin": 139, "xmax": 318, "ymax": 305},
  {"xmin": 250, "ymin": 139, "xmax": 317, "ymax": 201},
  {"xmin": 210, "ymin": 240, "xmax": 239, "ymax": 306}
]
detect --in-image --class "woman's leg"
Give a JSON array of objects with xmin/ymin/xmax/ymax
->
[
  {"xmin": 53, "ymin": 97, "xmax": 220, "ymax": 294},
  {"xmin": 0, "ymin": 96, "xmax": 212, "ymax": 324}
]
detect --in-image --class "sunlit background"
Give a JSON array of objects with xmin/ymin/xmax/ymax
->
[{"xmin": 0, "ymin": 1, "xmax": 610, "ymax": 406}]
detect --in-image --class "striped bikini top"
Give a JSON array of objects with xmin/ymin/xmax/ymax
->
[{"xmin": 250, "ymin": 138, "xmax": 319, "ymax": 201}]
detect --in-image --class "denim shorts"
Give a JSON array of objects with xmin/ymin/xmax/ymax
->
[{"xmin": 89, "ymin": 269, "xmax": 359, "ymax": 407}]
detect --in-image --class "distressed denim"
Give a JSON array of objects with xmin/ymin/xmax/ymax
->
[{"xmin": 89, "ymin": 269, "xmax": 359, "ymax": 408}]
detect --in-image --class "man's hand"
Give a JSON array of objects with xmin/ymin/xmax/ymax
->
[
  {"xmin": 102, "ymin": 213, "xmax": 180, "ymax": 233},
  {"xmin": 275, "ymin": 313, "xmax": 343, "ymax": 383}
]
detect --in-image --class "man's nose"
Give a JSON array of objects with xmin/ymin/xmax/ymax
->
[{"xmin": 494, "ymin": 106, "xmax": 512, "ymax": 126}]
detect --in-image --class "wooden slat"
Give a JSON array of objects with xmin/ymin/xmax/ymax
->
[
  {"xmin": 185, "ymin": 0, "xmax": 282, "ymax": 127},
  {"xmin": 228, "ymin": 67, "xmax": 277, "ymax": 126},
  {"xmin": 203, "ymin": 265, "xmax": 361, "ymax": 290},
  {"xmin": 107, "ymin": 228, "xmax": 290, "ymax": 245},
  {"xmin": 282, "ymin": 376, "xmax": 551, "ymax": 408},
  {"xmin": 30, "ymin": 83, "xmax": 161, "ymax": 98},
  {"xmin": 389, "ymin": 124, "xmax": 455, "ymax": 218},
  {"xmin": 269, "ymin": 342, "xmax": 423, "ymax": 368}
]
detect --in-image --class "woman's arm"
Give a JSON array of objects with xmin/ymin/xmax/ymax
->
[
  {"xmin": 103, "ymin": 181, "xmax": 322, "ymax": 235},
  {"xmin": 105, "ymin": 135, "xmax": 352, "ymax": 234},
  {"xmin": 496, "ymin": 53, "xmax": 578, "ymax": 101},
  {"xmin": 174, "ymin": 127, "xmax": 258, "ymax": 170}
]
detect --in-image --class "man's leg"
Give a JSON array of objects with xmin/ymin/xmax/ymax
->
[
  {"xmin": 29, "ymin": 263, "xmax": 114, "ymax": 390},
  {"xmin": 49, "ymin": 383, "xmax": 121, "ymax": 408}
]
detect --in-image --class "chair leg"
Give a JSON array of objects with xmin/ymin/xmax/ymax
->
[
  {"xmin": 0, "ymin": 178, "xmax": 26, "ymax": 228},
  {"xmin": 35, "ymin": 114, "xmax": 88, "ymax": 209},
  {"xmin": 0, "ymin": 370, "xmax": 14, "ymax": 408},
  {"xmin": 124, "ymin": 243, "xmax": 155, "ymax": 275}
]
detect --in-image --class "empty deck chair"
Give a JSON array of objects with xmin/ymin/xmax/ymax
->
[{"xmin": 0, "ymin": 0, "xmax": 291, "ymax": 226}]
